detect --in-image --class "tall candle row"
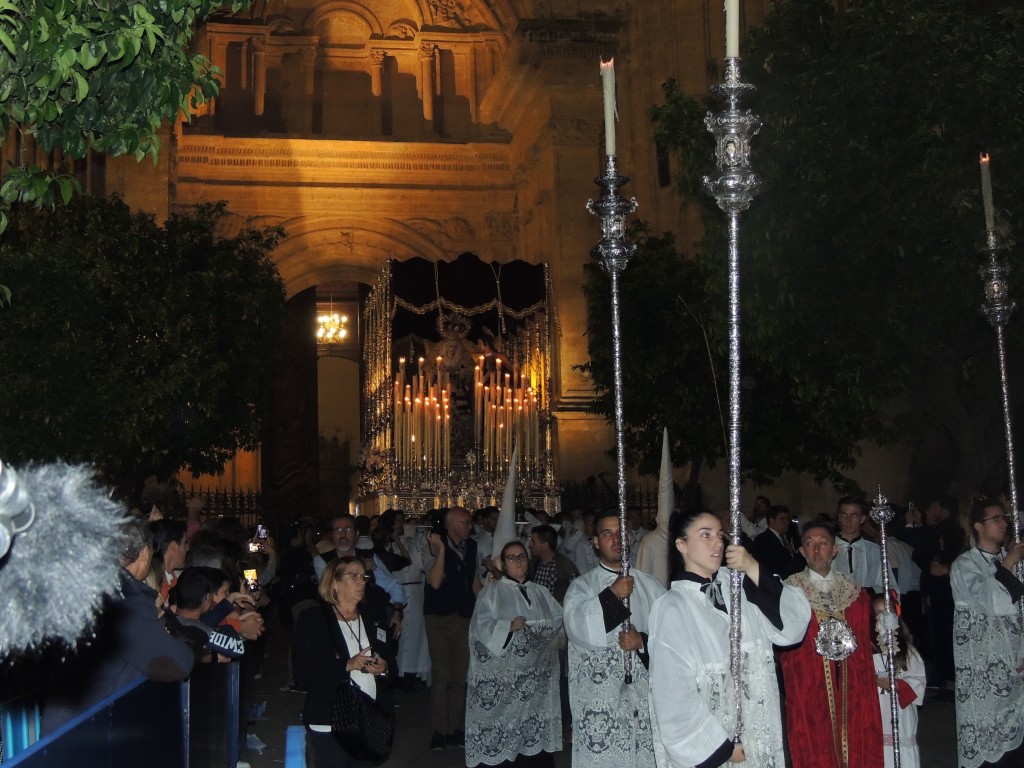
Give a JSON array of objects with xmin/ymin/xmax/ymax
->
[
  {"xmin": 475, "ymin": 354, "xmax": 541, "ymax": 475},
  {"xmin": 393, "ymin": 356, "xmax": 451, "ymax": 479}
]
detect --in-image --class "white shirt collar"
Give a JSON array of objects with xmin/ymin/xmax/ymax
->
[{"xmin": 807, "ymin": 567, "xmax": 835, "ymax": 592}]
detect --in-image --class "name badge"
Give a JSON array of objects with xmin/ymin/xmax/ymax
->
[{"xmin": 377, "ymin": 627, "xmax": 387, "ymax": 643}]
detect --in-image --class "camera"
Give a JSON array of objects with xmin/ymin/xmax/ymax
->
[
  {"xmin": 256, "ymin": 523, "xmax": 267, "ymax": 540},
  {"xmin": 430, "ymin": 511, "xmax": 446, "ymax": 537}
]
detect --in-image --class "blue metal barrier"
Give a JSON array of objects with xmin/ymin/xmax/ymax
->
[
  {"xmin": 0, "ymin": 694, "xmax": 40, "ymax": 761},
  {"xmin": 4, "ymin": 679, "xmax": 185, "ymax": 768},
  {"xmin": 2, "ymin": 661, "xmax": 241, "ymax": 768},
  {"xmin": 284, "ymin": 725, "xmax": 306, "ymax": 768},
  {"xmin": 185, "ymin": 662, "xmax": 240, "ymax": 768}
]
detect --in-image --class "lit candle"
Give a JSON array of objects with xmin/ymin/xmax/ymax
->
[
  {"xmin": 600, "ymin": 58, "xmax": 616, "ymax": 157},
  {"xmin": 725, "ymin": 0, "xmax": 739, "ymax": 59},
  {"xmin": 980, "ymin": 153, "xmax": 995, "ymax": 232}
]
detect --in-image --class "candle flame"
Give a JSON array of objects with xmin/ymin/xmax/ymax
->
[
  {"xmin": 600, "ymin": 57, "xmax": 614, "ymax": 69},
  {"xmin": 981, "ymin": 153, "xmax": 990, "ymax": 164}
]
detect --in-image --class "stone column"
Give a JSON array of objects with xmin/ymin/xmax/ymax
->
[
  {"xmin": 369, "ymin": 50, "xmax": 385, "ymax": 97},
  {"xmin": 252, "ymin": 38, "xmax": 267, "ymax": 116},
  {"xmin": 419, "ymin": 43, "xmax": 436, "ymax": 122},
  {"xmin": 300, "ymin": 46, "xmax": 317, "ymax": 133},
  {"xmin": 208, "ymin": 40, "xmax": 229, "ymax": 116}
]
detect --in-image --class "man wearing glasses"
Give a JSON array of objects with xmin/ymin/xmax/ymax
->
[
  {"xmin": 313, "ymin": 514, "xmax": 407, "ymax": 633},
  {"xmin": 423, "ymin": 506, "xmax": 482, "ymax": 751},
  {"xmin": 951, "ymin": 498, "xmax": 1024, "ymax": 768}
]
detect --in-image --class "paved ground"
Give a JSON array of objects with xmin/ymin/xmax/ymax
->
[{"xmin": 242, "ymin": 618, "xmax": 958, "ymax": 768}]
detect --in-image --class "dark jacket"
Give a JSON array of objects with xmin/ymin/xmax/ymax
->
[
  {"xmin": 292, "ymin": 599, "xmax": 395, "ymax": 729},
  {"xmin": 423, "ymin": 536, "xmax": 478, "ymax": 618},
  {"xmin": 42, "ymin": 570, "xmax": 194, "ymax": 734},
  {"xmin": 751, "ymin": 529, "xmax": 803, "ymax": 580},
  {"xmin": 529, "ymin": 552, "xmax": 580, "ymax": 604}
]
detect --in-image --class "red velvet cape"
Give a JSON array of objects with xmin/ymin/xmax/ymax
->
[{"xmin": 779, "ymin": 588, "xmax": 883, "ymax": 768}]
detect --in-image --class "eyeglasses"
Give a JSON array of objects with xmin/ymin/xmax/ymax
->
[
  {"xmin": 982, "ymin": 514, "xmax": 1008, "ymax": 524},
  {"xmin": 450, "ymin": 519, "xmax": 472, "ymax": 527},
  {"xmin": 504, "ymin": 553, "xmax": 529, "ymax": 563},
  {"xmin": 334, "ymin": 571, "xmax": 371, "ymax": 582},
  {"xmin": 331, "ymin": 526, "xmax": 355, "ymax": 534}
]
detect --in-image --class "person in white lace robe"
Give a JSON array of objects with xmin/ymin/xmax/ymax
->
[
  {"xmin": 465, "ymin": 540, "xmax": 563, "ymax": 768},
  {"xmin": 952, "ymin": 498, "xmax": 1024, "ymax": 768},
  {"xmin": 563, "ymin": 510, "xmax": 666, "ymax": 768},
  {"xmin": 648, "ymin": 509, "xmax": 810, "ymax": 767}
]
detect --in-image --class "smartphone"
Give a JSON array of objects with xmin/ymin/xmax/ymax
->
[
  {"xmin": 256, "ymin": 523, "xmax": 267, "ymax": 540},
  {"xmin": 248, "ymin": 541, "xmax": 260, "ymax": 553},
  {"xmin": 243, "ymin": 568, "xmax": 260, "ymax": 597}
]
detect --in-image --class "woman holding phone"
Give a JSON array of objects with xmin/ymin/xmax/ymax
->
[{"xmin": 293, "ymin": 555, "xmax": 395, "ymax": 767}]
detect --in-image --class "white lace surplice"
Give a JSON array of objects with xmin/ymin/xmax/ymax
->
[
  {"xmin": 952, "ymin": 547, "xmax": 1024, "ymax": 768},
  {"xmin": 563, "ymin": 565, "xmax": 667, "ymax": 768},
  {"xmin": 647, "ymin": 570, "xmax": 810, "ymax": 768},
  {"xmin": 872, "ymin": 649, "xmax": 925, "ymax": 768},
  {"xmin": 465, "ymin": 578, "xmax": 564, "ymax": 767}
]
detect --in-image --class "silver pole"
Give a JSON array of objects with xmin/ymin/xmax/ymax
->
[
  {"xmin": 587, "ymin": 153, "xmax": 638, "ymax": 682},
  {"xmin": 702, "ymin": 56, "xmax": 761, "ymax": 741},
  {"xmin": 870, "ymin": 489, "xmax": 902, "ymax": 768},
  {"xmin": 978, "ymin": 227, "xmax": 1024, "ymax": 627}
]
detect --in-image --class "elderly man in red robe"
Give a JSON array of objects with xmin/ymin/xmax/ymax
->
[{"xmin": 780, "ymin": 518, "xmax": 883, "ymax": 768}]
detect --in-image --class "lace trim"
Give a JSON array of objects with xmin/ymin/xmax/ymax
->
[{"xmin": 787, "ymin": 570, "xmax": 860, "ymax": 616}]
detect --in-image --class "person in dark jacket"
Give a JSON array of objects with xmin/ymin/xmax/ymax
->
[
  {"xmin": 422, "ymin": 506, "xmax": 481, "ymax": 750},
  {"xmin": 292, "ymin": 555, "xmax": 395, "ymax": 768},
  {"xmin": 42, "ymin": 517, "xmax": 194, "ymax": 734},
  {"xmin": 751, "ymin": 505, "xmax": 804, "ymax": 579},
  {"xmin": 528, "ymin": 524, "xmax": 579, "ymax": 604}
]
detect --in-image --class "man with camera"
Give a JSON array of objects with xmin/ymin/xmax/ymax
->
[{"xmin": 422, "ymin": 506, "xmax": 482, "ymax": 751}]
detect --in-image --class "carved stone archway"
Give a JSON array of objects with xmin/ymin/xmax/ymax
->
[{"xmin": 271, "ymin": 216, "xmax": 452, "ymax": 299}]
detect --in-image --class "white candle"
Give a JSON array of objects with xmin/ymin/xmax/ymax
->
[
  {"xmin": 600, "ymin": 58, "xmax": 616, "ymax": 157},
  {"xmin": 725, "ymin": 0, "xmax": 740, "ymax": 59},
  {"xmin": 980, "ymin": 153, "xmax": 995, "ymax": 231}
]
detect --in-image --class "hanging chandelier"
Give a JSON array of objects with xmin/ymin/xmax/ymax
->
[{"xmin": 316, "ymin": 297, "xmax": 348, "ymax": 344}]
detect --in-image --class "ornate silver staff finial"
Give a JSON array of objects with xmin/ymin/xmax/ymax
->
[
  {"xmin": 587, "ymin": 153, "xmax": 639, "ymax": 683},
  {"xmin": 702, "ymin": 55, "xmax": 761, "ymax": 742},
  {"xmin": 870, "ymin": 487, "xmax": 901, "ymax": 768}
]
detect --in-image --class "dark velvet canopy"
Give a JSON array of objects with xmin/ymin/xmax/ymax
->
[{"xmin": 389, "ymin": 253, "xmax": 547, "ymax": 346}]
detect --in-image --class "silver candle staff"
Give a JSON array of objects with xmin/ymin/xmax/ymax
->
[
  {"xmin": 977, "ymin": 186, "xmax": 1024, "ymax": 622},
  {"xmin": 870, "ymin": 488, "xmax": 902, "ymax": 768},
  {"xmin": 587, "ymin": 154, "xmax": 639, "ymax": 683},
  {"xmin": 701, "ymin": 56, "xmax": 761, "ymax": 740}
]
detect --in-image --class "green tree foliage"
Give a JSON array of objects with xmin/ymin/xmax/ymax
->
[
  {"xmin": 586, "ymin": 0, "xmax": 1024, "ymax": 496},
  {"xmin": 0, "ymin": 0, "xmax": 247, "ymax": 224},
  {"xmin": 0, "ymin": 196, "xmax": 286, "ymax": 495}
]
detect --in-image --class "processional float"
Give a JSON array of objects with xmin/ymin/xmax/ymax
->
[{"xmin": 359, "ymin": 254, "xmax": 559, "ymax": 515}]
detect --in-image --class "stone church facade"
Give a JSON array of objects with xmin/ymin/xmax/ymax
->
[{"xmin": 98, "ymin": 0, "xmax": 777, "ymax": 492}]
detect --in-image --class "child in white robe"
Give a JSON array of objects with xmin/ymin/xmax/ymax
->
[{"xmin": 871, "ymin": 597, "xmax": 925, "ymax": 768}]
